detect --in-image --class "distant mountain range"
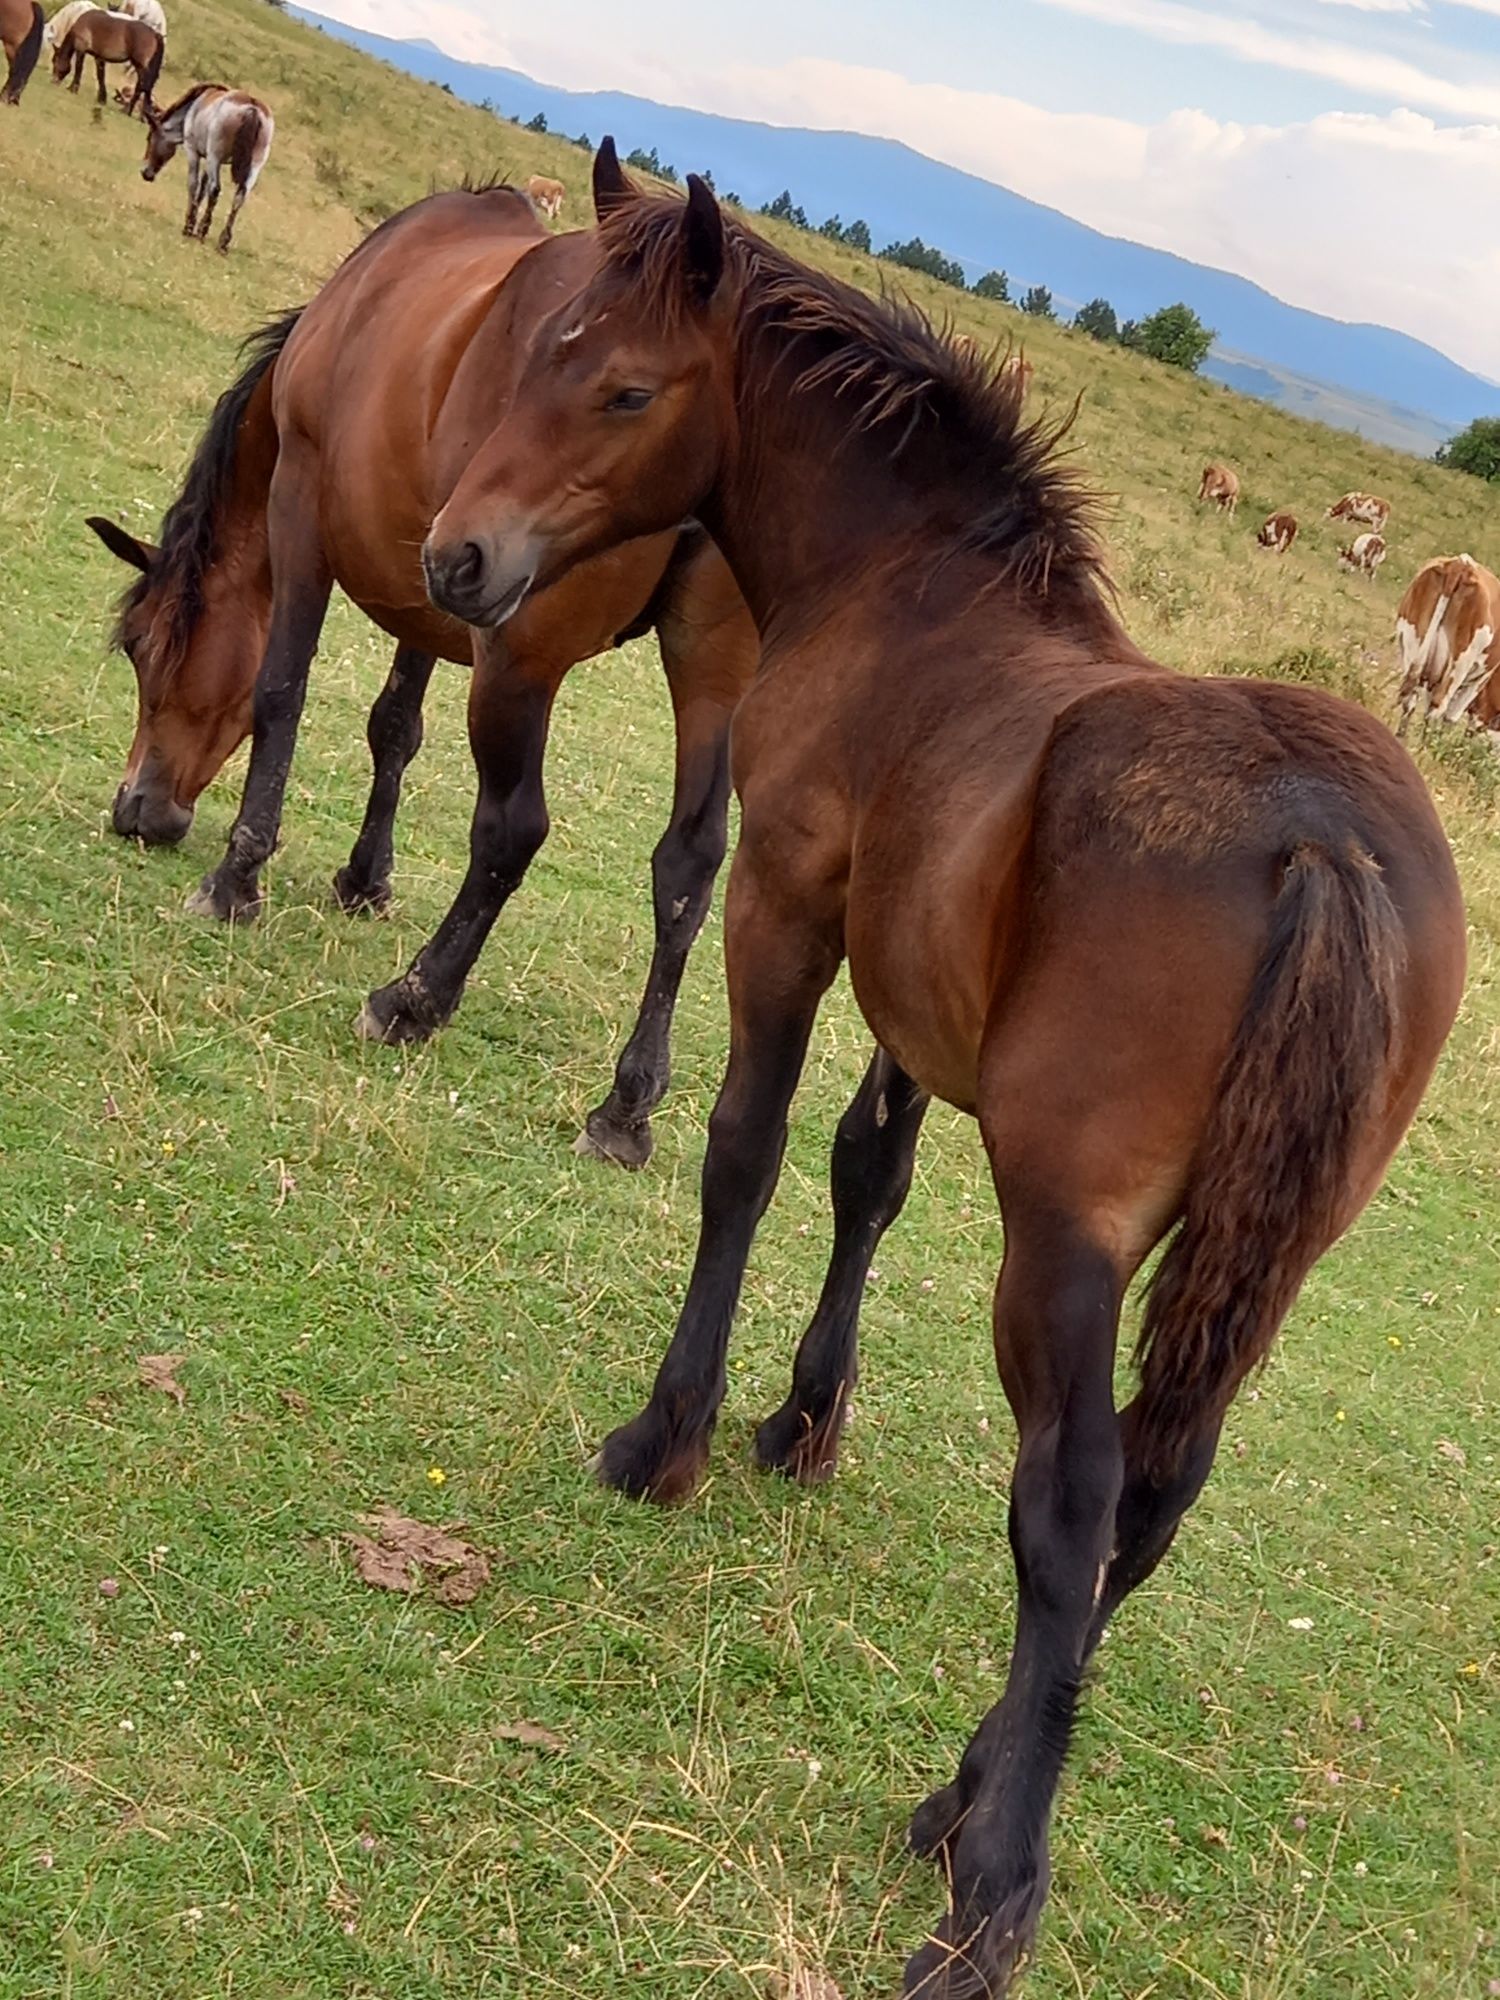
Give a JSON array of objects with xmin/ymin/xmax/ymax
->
[{"xmin": 296, "ymin": 8, "xmax": 1500, "ymax": 455}]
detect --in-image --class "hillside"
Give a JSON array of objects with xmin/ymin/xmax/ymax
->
[
  {"xmin": 1, "ymin": 4, "xmax": 1497, "ymax": 1998},
  {"xmin": 296, "ymin": 7, "xmax": 1500, "ymax": 452}
]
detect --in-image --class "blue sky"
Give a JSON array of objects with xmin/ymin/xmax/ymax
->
[{"xmin": 319, "ymin": 0, "xmax": 1500, "ymax": 374}]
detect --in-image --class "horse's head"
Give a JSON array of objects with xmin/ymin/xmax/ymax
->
[
  {"xmin": 50, "ymin": 36, "xmax": 72, "ymax": 80},
  {"xmin": 140, "ymin": 107, "xmax": 175, "ymax": 179},
  {"xmin": 423, "ymin": 139, "xmax": 732, "ymax": 627},
  {"xmin": 87, "ymin": 515, "xmax": 264, "ymax": 844}
]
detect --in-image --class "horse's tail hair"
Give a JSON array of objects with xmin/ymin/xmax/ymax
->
[
  {"xmin": 1132, "ymin": 837, "xmax": 1402, "ymax": 1477},
  {"xmin": 10, "ymin": 2, "xmax": 44, "ymax": 92},
  {"xmin": 138, "ymin": 27, "xmax": 163, "ymax": 104}
]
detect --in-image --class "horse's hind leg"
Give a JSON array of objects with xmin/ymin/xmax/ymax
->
[
  {"xmin": 334, "ymin": 644, "xmax": 436, "ymax": 914},
  {"xmin": 92, "ymin": 54, "xmax": 105, "ymax": 103},
  {"xmin": 357, "ymin": 630, "xmax": 559, "ymax": 1044},
  {"xmin": 217, "ymin": 181, "xmax": 249, "ymax": 254},
  {"xmin": 754, "ymin": 1046, "xmax": 928, "ymax": 1483},
  {"xmin": 578, "ymin": 539, "xmax": 750, "ymax": 1167},
  {"xmin": 903, "ymin": 1202, "xmax": 1125, "ymax": 2000},
  {"xmin": 577, "ymin": 698, "xmax": 731, "ymax": 1168},
  {"xmin": 187, "ymin": 450, "xmax": 331, "ymax": 924}
]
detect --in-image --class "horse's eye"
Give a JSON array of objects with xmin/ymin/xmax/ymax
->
[{"xmin": 606, "ymin": 387, "xmax": 655, "ymax": 414}]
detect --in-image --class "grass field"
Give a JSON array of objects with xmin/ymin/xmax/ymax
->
[{"xmin": 2, "ymin": 5, "xmax": 1498, "ymax": 1995}]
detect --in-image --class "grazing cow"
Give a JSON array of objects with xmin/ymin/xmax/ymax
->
[
  {"xmin": 1327, "ymin": 491, "xmax": 1390, "ymax": 535},
  {"xmin": 1395, "ymin": 553, "xmax": 1500, "ymax": 734},
  {"xmin": 524, "ymin": 173, "xmax": 564, "ymax": 220},
  {"xmin": 1339, "ymin": 533, "xmax": 1386, "ymax": 579},
  {"xmin": 141, "ymin": 82, "xmax": 274, "ymax": 252},
  {"xmin": 1197, "ymin": 462, "xmax": 1239, "ymax": 513},
  {"xmin": 1256, "ymin": 510, "xmax": 1297, "ymax": 554}
]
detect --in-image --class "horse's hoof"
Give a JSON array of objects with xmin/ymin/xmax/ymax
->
[
  {"xmin": 332, "ymin": 866, "xmax": 390, "ymax": 916},
  {"xmin": 909, "ymin": 1783, "xmax": 966, "ymax": 1862},
  {"xmin": 355, "ymin": 976, "xmax": 446, "ymax": 1046},
  {"xmin": 753, "ymin": 1399, "xmax": 846, "ymax": 1484},
  {"xmin": 901, "ymin": 1865, "xmax": 1046, "ymax": 1999},
  {"xmin": 185, "ymin": 875, "xmax": 261, "ymax": 924},
  {"xmin": 594, "ymin": 1408, "xmax": 710, "ymax": 1505},
  {"xmin": 573, "ymin": 1106, "xmax": 653, "ymax": 1170}
]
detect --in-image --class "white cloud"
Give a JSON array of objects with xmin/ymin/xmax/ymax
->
[
  {"xmin": 311, "ymin": 1, "xmax": 1500, "ymax": 380},
  {"xmin": 1036, "ymin": 0, "xmax": 1500, "ymax": 120}
]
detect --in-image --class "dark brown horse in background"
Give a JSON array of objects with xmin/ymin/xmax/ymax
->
[
  {"xmin": 1, "ymin": 0, "xmax": 44, "ymax": 103},
  {"xmin": 89, "ymin": 185, "xmax": 757, "ymax": 1167},
  {"xmin": 52, "ymin": 6, "xmax": 162, "ymax": 113},
  {"xmin": 422, "ymin": 144, "xmax": 1467, "ymax": 1995}
]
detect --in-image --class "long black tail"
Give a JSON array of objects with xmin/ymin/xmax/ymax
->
[
  {"xmin": 5, "ymin": 2, "xmax": 44, "ymax": 99},
  {"xmin": 112, "ymin": 307, "xmax": 304, "ymax": 655},
  {"xmin": 1133, "ymin": 838, "xmax": 1403, "ymax": 1477}
]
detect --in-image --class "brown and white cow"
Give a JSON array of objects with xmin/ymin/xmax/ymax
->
[
  {"xmin": 1197, "ymin": 462, "xmax": 1239, "ymax": 513},
  {"xmin": 1338, "ymin": 532, "xmax": 1386, "ymax": 578},
  {"xmin": 1256, "ymin": 510, "xmax": 1297, "ymax": 554},
  {"xmin": 524, "ymin": 173, "xmax": 565, "ymax": 220},
  {"xmin": 1327, "ymin": 491, "xmax": 1391, "ymax": 535},
  {"xmin": 1394, "ymin": 552, "xmax": 1500, "ymax": 734}
]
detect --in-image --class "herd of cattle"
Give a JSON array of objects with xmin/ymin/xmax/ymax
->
[{"xmin": 1198, "ymin": 463, "xmax": 1498, "ymax": 732}]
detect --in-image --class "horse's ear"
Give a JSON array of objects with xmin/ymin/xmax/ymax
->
[
  {"xmin": 678, "ymin": 174, "xmax": 724, "ymax": 307},
  {"xmin": 86, "ymin": 515, "xmax": 158, "ymax": 572},
  {"xmin": 592, "ymin": 136, "xmax": 635, "ymax": 221}
]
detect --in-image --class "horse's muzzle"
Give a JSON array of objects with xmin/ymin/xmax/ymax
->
[
  {"xmin": 421, "ymin": 532, "xmax": 537, "ymax": 629},
  {"xmin": 112, "ymin": 780, "xmax": 193, "ymax": 845}
]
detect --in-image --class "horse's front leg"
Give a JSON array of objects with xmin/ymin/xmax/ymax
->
[
  {"xmin": 196, "ymin": 164, "xmax": 222, "ymax": 241},
  {"xmin": 186, "ymin": 447, "xmax": 331, "ymax": 924},
  {"xmin": 92, "ymin": 53, "xmax": 104, "ymax": 103},
  {"xmin": 357, "ymin": 630, "xmax": 559, "ymax": 1044},
  {"xmin": 69, "ymin": 48, "xmax": 83, "ymax": 90},
  {"xmin": 595, "ymin": 845, "xmax": 845, "ymax": 1502},
  {"xmin": 334, "ymin": 644, "xmax": 437, "ymax": 914},
  {"xmin": 181, "ymin": 150, "xmax": 202, "ymax": 237}
]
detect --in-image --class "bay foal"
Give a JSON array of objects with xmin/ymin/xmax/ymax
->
[
  {"xmin": 90, "ymin": 185, "xmax": 756, "ymax": 1165},
  {"xmin": 51, "ymin": 7, "xmax": 161, "ymax": 113},
  {"xmin": 422, "ymin": 148, "xmax": 1467, "ymax": 1995}
]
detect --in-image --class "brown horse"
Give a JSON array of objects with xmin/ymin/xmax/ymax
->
[
  {"xmin": 421, "ymin": 145, "xmax": 1467, "ymax": 1995},
  {"xmin": 88, "ymin": 184, "xmax": 755, "ymax": 1167},
  {"xmin": 52, "ymin": 6, "xmax": 160, "ymax": 112},
  {"xmin": 1, "ymin": 0, "xmax": 44, "ymax": 102}
]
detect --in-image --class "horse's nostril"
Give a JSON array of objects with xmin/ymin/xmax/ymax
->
[{"xmin": 454, "ymin": 541, "xmax": 485, "ymax": 587}]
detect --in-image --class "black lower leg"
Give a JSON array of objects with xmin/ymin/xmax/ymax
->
[
  {"xmin": 755, "ymin": 1046, "xmax": 928, "ymax": 1481},
  {"xmin": 595, "ymin": 870, "xmax": 842, "ymax": 1503},
  {"xmin": 335, "ymin": 646, "xmax": 436, "ymax": 913},
  {"xmin": 579, "ymin": 730, "xmax": 730, "ymax": 1168},
  {"xmin": 188, "ymin": 525, "xmax": 331, "ymax": 924},
  {"xmin": 1084, "ymin": 1399, "xmax": 1222, "ymax": 1655},
  {"xmin": 905, "ymin": 1227, "xmax": 1123, "ymax": 2000},
  {"xmin": 358, "ymin": 656, "xmax": 553, "ymax": 1044}
]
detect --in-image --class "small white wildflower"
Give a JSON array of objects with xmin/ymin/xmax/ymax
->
[
  {"xmin": 1353, "ymin": 1860, "xmax": 1368, "ymax": 1878},
  {"xmin": 119, "ymin": 1718, "xmax": 135, "ymax": 1733},
  {"xmin": 1288, "ymin": 1616, "xmax": 1315, "ymax": 1631},
  {"xmin": 168, "ymin": 1630, "xmax": 186, "ymax": 1647},
  {"xmin": 806, "ymin": 1758, "xmax": 822, "ymax": 1780}
]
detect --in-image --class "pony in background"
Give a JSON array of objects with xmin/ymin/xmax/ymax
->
[{"xmin": 142, "ymin": 82, "xmax": 273, "ymax": 252}]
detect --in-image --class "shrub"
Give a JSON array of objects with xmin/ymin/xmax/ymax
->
[
  {"xmin": 1074, "ymin": 297, "xmax": 1118, "ymax": 342},
  {"xmin": 1020, "ymin": 285, "xmax": 1054, "ymax": 319},
  {"xmin": 971, "ymin": 270, "xmax": 1009, "ymax": 302},
  {"xmin": 1436, "ymin": 418, "xmax": 1500, "ymax": 482},
  {"xmin": 1130, "ymin": 302, "xmax": 1215, "ymax": 372}
]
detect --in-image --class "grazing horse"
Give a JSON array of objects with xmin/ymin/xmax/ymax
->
[
  {"xmin": 88, "ymin": 184, "xmax": 757, "ymax": 1167},
  {"xmin": 2, "ymin": 0, "xmax": 44, "ymax": 101},
  {"xmin": 51, "ymin": 6, "xmax": 160, "ymax": 112},
  {"xmin": 1196, "ymin": 460, "xmax": 1238, "ymax": 512},
  {"xmin": 47, "ymin": 0, "xmax": 164, "ymax": 43},
  {"xmin": 1256, "ymin": 509, "xmax": 1297, "ymax": 554},
  {"xmin": 142, "ymin": 83, "xmax": 274, "ymax": 253},
  {"xmin": 421, "ymin": 145, "xmax": 1466, "ymax": 1996}
]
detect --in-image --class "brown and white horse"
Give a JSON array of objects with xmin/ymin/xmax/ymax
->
[
  {"xmin": 1, "ymin": 0, "xmax": 44, "ymax": 102},
  {"xmin": 51, "ymin": 5, "xmax": 160, "ymax": 113},
  {"xmin": 1197, "ymin": 461, "xmax": 1239, "ymax": 512},
  {"xmin": 142, "ymin": 82, "xmax": 274, "ymax": 252}
]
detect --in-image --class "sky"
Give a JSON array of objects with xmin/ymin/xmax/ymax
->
[{"xmin": 314, "ymin": 0, "xmax": 1500, "ymax": 379}]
